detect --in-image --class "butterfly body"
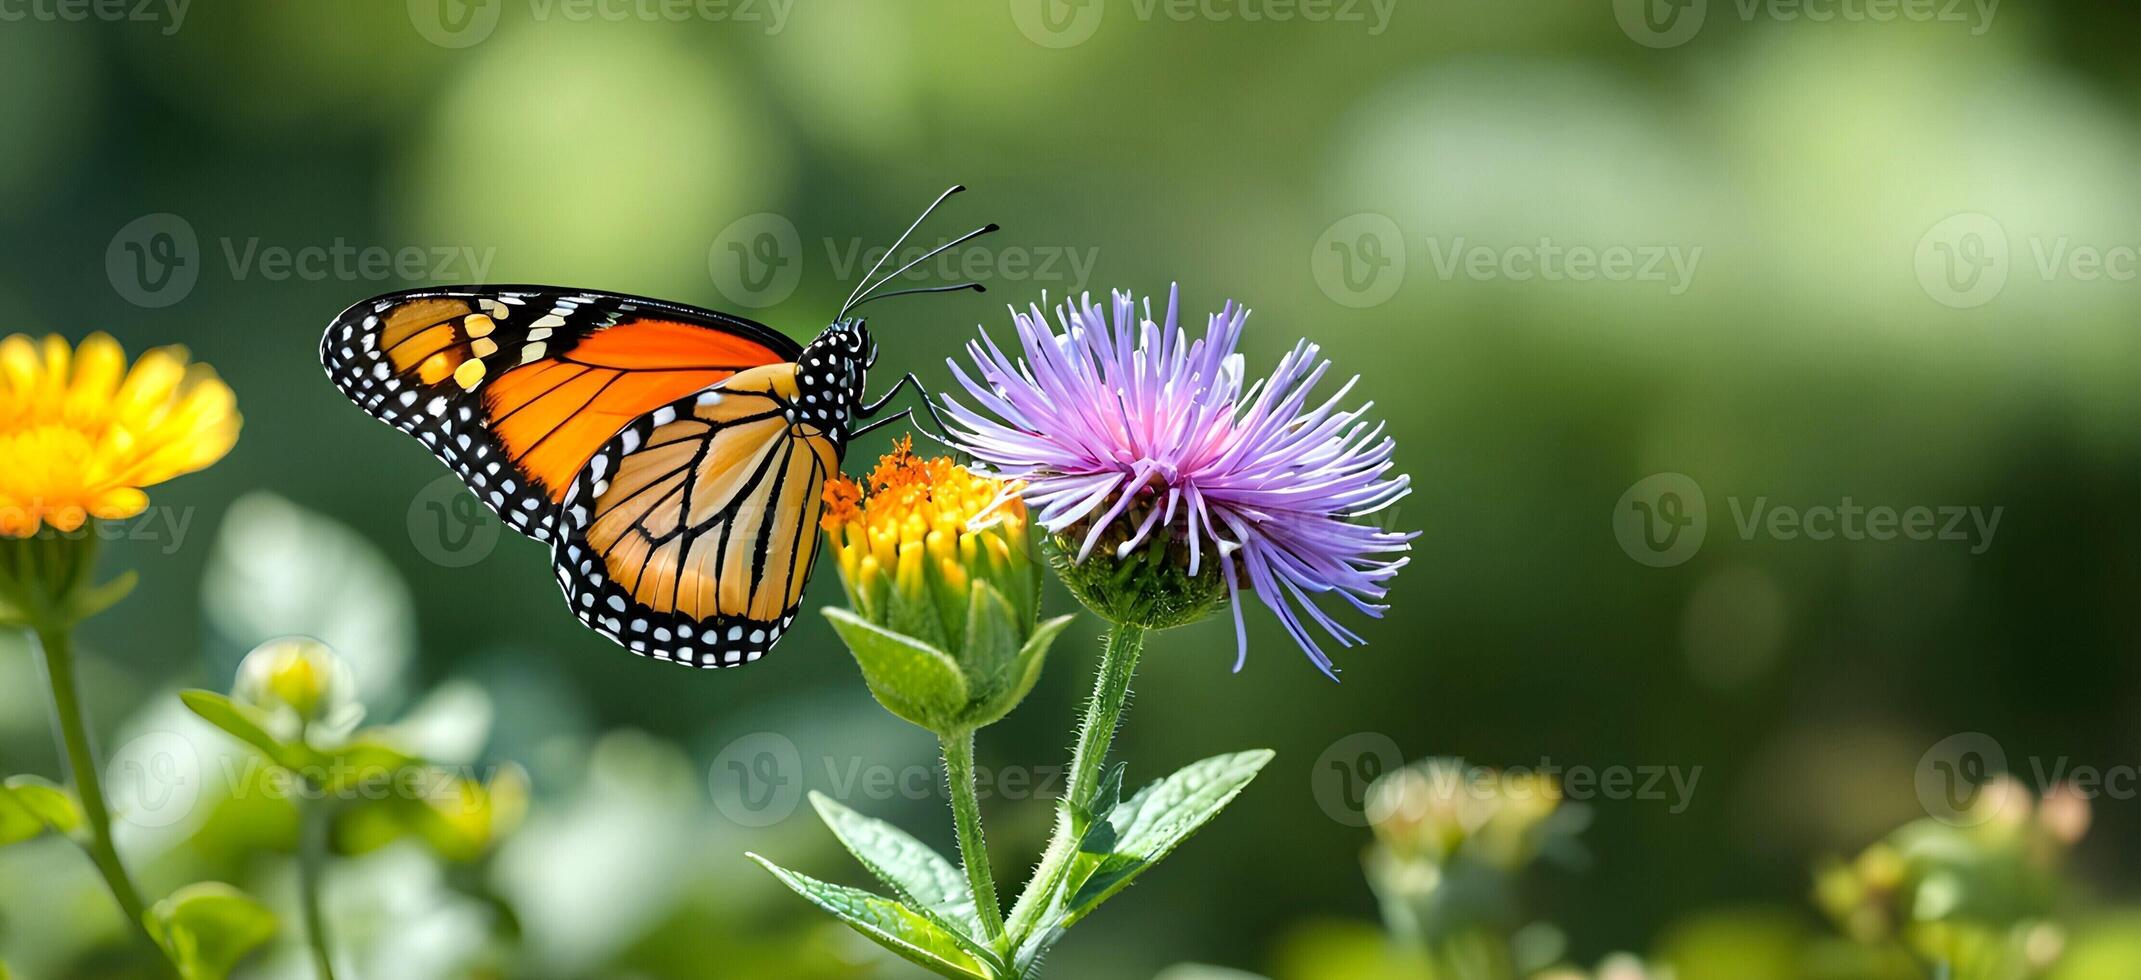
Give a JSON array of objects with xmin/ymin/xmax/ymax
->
[
  {"xmin": 321, "ymin": 187, "xmax": 987, "ymax": 670},
  {"xmin": 323, "ymin": 285, "xmax": 880, "ymax": 667}
]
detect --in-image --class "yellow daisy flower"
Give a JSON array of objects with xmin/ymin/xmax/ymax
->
[
  {"xmin": 820, "ymin": 435, "xmax": 1031, "ymax": 628},
  {"xmin": 0, "ymin": 332, "xmax": 240, "ymax": 537}
]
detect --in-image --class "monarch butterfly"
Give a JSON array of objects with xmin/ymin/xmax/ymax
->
[{"xmin": 321, "ymin": 187, "xmax": 992, "ymax": 668}]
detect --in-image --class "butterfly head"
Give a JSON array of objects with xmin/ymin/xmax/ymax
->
[{"xmin": 795, "ymin": 317, "xmax": 871, "ymax": 440}]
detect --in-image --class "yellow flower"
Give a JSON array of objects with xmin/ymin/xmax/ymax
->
[
  {"xmin": 0, "ymin": 333, "xmax": 240, "ymax": 536},
  {"xmin": 821, "ymin": 436, "xmax": 1031, "ymax": 634},
  {"xmin": 233, "ymin": 637, "xmax": 355, "ymax": 729},
  {"xmin": 819, "ymin": 437, "xmax": 1068, "ymax": 733}
]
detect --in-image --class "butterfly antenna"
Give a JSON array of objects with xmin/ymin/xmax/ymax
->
[
  {"xmin": 846, "ymin": 222, "xmax": 1001, "ymax": 310},
  {"xmin": 849, "ymin": 281, "xmax": 987, "ymax": 310},
  {"xmin": 840, "ymin": 185, "xmax": 966, "ymax": 318}
]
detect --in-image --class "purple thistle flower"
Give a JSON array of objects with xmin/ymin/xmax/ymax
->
[{"xmin": 938, "ymin": 286, "xmax": 1417, "ymax": 678}]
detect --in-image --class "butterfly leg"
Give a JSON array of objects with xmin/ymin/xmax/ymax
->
[{"xmin": 855, "ymin": 373, "xmax": 957, "ymax": 444}]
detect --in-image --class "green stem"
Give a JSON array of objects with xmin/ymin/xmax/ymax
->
[
  {"xmin": 298, "ymin": 787, "xmax": 338, "ymax": 980},
  {"xmin": 940, "ymin": 730, "xmax": 1007, "ymax": 951},
  {"xmin": 33, "ymin": 621, "xmax": 163, "ymax": 961},
  {"xmin": 1003, "ymin": 625, "xmax": 1147, "ymax": 952}
]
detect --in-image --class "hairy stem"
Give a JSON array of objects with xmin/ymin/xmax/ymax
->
[
  {"xmin": 940, "ymin": 730, "xmax": 1008, "ymax": 951},
  {"xmin": 1004, "ymin": 625, "xmax": 1147, "ymax": 952}
]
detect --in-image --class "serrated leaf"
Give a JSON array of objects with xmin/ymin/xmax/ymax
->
[
  {"xmin": 180, "ymin": 690, "xmax": 305, "ymax": 769},
  {"xmin": 3, "ymin": 775, "xmax": 82, "ymax": 835},
  {"xmin": 749, "ymin": 853, "xmax": 994, "ymax": 979},
  {"xmin": 810, "ymin": 792, "xmax": 980, "ymax": 932},
  {"xmin": 143, "ymin": 882, "xmax": 278, "ymax": 980},
  {"xmin": 1059, "ymin": 749, "xmax": 1274, "ymax": 928},
  {"xmin": 824, "ymin": 607, "xmax": 969, "ymax": 732},
  {"xmin": 1089, "ymin": 761, "xmax": 1127, "ymax": 821}
]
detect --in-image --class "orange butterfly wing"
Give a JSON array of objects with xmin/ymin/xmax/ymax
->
[
  {"xmin": 551, "ymin": 363, "xmax": 842, "ymax": 667},
  {"xmin": 323, "ymin": 287, "xmax": 803, "ymax": 544}
]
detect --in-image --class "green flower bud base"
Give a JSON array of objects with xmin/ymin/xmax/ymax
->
[{"xmin": 1046, "ymin": 531, "xmax": 1228, "ymax": 632}]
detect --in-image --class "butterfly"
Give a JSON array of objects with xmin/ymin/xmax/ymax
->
[{"xmin": 321, "ymin": 187, "xmax": 992, "ymax": 668}]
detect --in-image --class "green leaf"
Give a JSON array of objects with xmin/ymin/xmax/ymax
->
[
  {"xmin": 180, "ymin": 690, "xmax": 306, "ymax": 769},
  {"xmin": 3, "ymin": 775, "xmax": 82, "ymax": 835},
  {"xmin": 823, "ymin": 607, "xmax": 969, "ymax": 733},
  {"xmin": 143, "ymin": 882, "xmax": 278, "ymax": 980},
  {"xmin": 964, "ymin": 610, "xmax": 1072, "ymax": 731},
  {"xmin": 313, "ymin": 738, "xmax": 420, "ymax": 794},
  {"xmin": 1059, "ymin": 749, "xmax": 1274, "ymax": 928},
  {"xmin": 748, "ymin": 853, "xmax": 995, "ymax": 979},
  {"xmin": 809, "ymin": 792, "xmax": 982, "ymax": 933},
  {"xmin": 0, "ymin": 790, "xmax": 42, "ymax": 847},
  {"xmin": 962, "ymin": 582, "xmax": 1022, "ymax": 681},
  {"xmin": 65, "ymin": 570, "xmax": 137, "ymax": 620}
]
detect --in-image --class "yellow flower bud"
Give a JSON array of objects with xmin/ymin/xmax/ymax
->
[
  {"xmin": 819, "ymin": 437, "xmax": 1063, "ymax": 733},
  {"xmin": 233, "ymin": 636, "xmax": 354, "ymax": 729}
]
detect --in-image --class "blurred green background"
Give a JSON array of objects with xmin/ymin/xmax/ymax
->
[{"xmin": 3, "ymin": 0, "xmax": 2139, "ymax": 977}]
